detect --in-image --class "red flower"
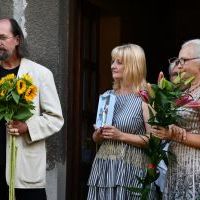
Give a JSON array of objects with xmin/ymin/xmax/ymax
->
[
  {"xmin": 139, "ymin": 90, "xmax": 149, "ymax": 103},
  {"xmin": 147, "ymin": 163, "xmax": 156, "ymax": 169},
  {"xmin": 184, "ymin": 100, "xmax": 200, "ymax": 108},
  {"xmin": 175, "ymin": 94, "xmax": 193, "ymax": 107}
]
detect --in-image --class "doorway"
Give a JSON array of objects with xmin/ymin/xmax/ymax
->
[{"xmin": 66, "ymin": 0, "xmax": 200, "ymax": 199}]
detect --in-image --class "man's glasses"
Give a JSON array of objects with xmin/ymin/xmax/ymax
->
[
  {"xmin": 168, "ymin": 57, "xmax": 200, "ymax": 66},
  {"xmin": 0, "ymin": 35, "xmax": 15, "ymax": 42}
]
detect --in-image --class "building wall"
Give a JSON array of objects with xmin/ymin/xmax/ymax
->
[{"xmin": 0, "ymin": 1, "xmax": 68, "ymax": 200}]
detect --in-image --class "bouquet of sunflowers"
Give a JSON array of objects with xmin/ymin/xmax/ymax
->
[
  {"xmin": 0, "ymin": 73, "xmax": 37, "ymax": 121},
  {"xmin": 0, "ymin": 73, "xmax": 37, "ymax": 200},
  {"xmin": 128, "ymin": 72, "xmax": 196, "ymax": 199}
]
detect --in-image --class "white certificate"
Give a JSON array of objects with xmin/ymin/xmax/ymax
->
[{"xmin": 95, "ymin": 92, "xmax": 116, "ymax": 128}]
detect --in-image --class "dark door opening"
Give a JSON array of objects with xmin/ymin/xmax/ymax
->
[{"xmin": 67, "ymin": 0, "xmax": 200, "ymax": 199}]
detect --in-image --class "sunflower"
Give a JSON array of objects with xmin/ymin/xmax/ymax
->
[
  {"xmin": 16, "ymin": 80, "xmax": 27, "ymax": 95},
  {"xmin": 0, "ymin": 78, "xmax": 5, "ymax": 85},
  {"xmin": 4, "ymin": 73, "xmax": 15, "ymax": 81},
  {"xmin": 22, "ymin": 73, "xmax": 33, "ymax": 84},
  {"xmin": 24, "ymin": 85, "xmax": 37, "ymax": 102},
  {"xmin": 0, "ymin": 89, "xmax": 6, "ymax": 97}
]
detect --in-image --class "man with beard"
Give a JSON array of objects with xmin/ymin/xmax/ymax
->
[{"xmin": 0, "ymin": 18, "xmax": 64, "ymax": 200}]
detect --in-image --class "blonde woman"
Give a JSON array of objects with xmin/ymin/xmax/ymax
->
[{"xmin": 87, "ymin": 44, "xmax": 156, "ymax": 199}]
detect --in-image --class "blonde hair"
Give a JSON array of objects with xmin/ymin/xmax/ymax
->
[{"xmin": 111, "ymin": 44, "xmax": 147, "ymax": 93}]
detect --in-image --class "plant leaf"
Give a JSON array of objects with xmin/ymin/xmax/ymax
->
[
  {"xmin": 11, "ymin": 91, "xmax": 20, "ymax": 104},
  {"xmin": 13, "ymin": 107, "xmax": 33, "ymax": 121}
]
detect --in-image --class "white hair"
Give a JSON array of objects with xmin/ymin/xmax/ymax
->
[{"xmin": 182, "ymin": 39, "xmax": 200, "ymax": 57}]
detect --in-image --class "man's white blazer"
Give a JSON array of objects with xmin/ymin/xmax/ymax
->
[{"xmin": 6, "ymin": 58, "xmax": 64, "ymax": 188}]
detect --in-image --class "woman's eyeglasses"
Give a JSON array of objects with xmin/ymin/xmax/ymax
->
[{"xmin": 168, "ymin": 57, "xmax": 200, "ymax": 66}]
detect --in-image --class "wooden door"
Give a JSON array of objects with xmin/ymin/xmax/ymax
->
[{"xmin": 66, "ymin": 0, "xmax": 99, "ymax": 199}]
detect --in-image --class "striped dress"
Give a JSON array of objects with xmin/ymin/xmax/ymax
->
[
  {"xmin": 163, "ymin": 89, "xmax": 200, "ymax": 200},
  {"xmin": 87, "ymin": 91, "xmax": 156, "ymax": 200}
]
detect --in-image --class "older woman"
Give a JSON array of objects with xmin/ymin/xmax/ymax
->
[
  {"xmin": 151, "ymin": 39, "xmax": 200, "ymax": 199},
  {"xmin": 87, "ymin": 44, "xmax": 156, "ymax": 200}
]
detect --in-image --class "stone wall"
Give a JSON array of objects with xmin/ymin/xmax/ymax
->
[{"xmin": 0, "ymin": 0, "xmax": 68, "ymax": 199}]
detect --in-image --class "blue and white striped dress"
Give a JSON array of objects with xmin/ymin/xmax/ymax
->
[{"xmin": 87, "ymin": 91, "xmax": 156, "ymax": 200}]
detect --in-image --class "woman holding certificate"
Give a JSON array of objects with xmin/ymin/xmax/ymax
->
[{"xmin": 87, "ymin": 44, "xmax": 156, "ymax": 199}]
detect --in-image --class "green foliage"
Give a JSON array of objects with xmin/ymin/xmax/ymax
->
[
  {"xmin": 148, "ymin": 82, "xmax": 185, "ymax": 126},
  {"xmin": 12, "ymin": 107, "xmax": 33, "ymax": 121}
]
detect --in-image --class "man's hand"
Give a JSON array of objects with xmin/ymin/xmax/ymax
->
[{"xmin": 7, "ymin": 120, "xmax": 28, "ymax": 136}]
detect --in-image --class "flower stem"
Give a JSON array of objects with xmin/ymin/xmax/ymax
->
[{"xmin": 9, "ymin": 135, "xmax": 17, "ymax": 200}]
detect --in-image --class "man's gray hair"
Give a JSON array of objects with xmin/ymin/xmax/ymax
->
[{"xmin": 182, "ymin": 39, "xmax": 200, "ymax": 57}]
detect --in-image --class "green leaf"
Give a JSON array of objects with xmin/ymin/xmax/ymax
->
[
  {"xmin": 11, "ymin": 91, "xmax": 20, "ymax": 104},
  {"xmin": 19, "ymin": 102, "xmax": 35, "ymax": 109},
  {"xmin": 184, "ymin": 76, "xmax": 195, "ymax": 85},
  {"xmin": 156, "ymin": 91, "xmax": 169, "ymax": 106},
  {"xmin": 158, "ymin": 78, "xmax": 166, "ymax": 89},
  {"xmin": 164, "ymin": 79, "xmax": 174, "ymax": 91},
  {"xmin": 145, "ymin": 168, "xmax": 160, "ymax": 184},
  {"xmin": 172, "ymin": 74, "xmax": 181, "ymax": 84},
  {"xmin": 0, "ymin": 106, "xmax": 7, "ymax": 112},
  {"xmin": 0, "ymin": 113, "xmax": 5, "ymax": 121},
  {"xmin": 5, "ymin": 112, "xmax": 13, "ymax": 122},
  {"xmin": 5, "ymin": 91, "xmax": 13, "ymax": 101},
  {"xmin": 148, "ymin": 105, "xmax": 155, "ymax": 119},
  {"xmin": 13, "ymin": 108, "xmax": 33, "ymax": 121}
]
